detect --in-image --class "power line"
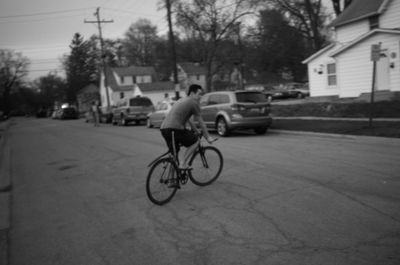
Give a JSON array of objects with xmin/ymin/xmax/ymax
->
[
  {"xmin": 102, "ymin": 7, "xmax": 163, "ymax": 18},
  {"xmin": 30, "ymin": 61, "xmax": 61, "ymax": 65},
  {"xmin": 0, "ymin": 7, "xmax": 96, "ymax": 19},
  {"xmin": 27, "ymin": 69, "xmax": 64, "ymax": 72},
  {"xmin": 0, "ymin": 45, "xmax": 67, "ymax": 50},
  {"xmin": 0, "ymin": 14, "xmax": 86, "ymax": 24}
]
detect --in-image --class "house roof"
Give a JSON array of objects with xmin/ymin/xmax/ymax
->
[
  {"xmin": 113, "ymin": 66, "xmax": 156, "ymax": 76},
  {"xmin": 103, "ymin": 67, "xmax": 132, "ymax": 92},
  {"xmin": 105, "ymin": 66, "xmax": 158, "ymax": 92},
  {"xmin": 178, "ymin": 62, "xmax": 207, "ymax": 75},
  {"xmin": 78, "ymin": 83, "xmax": 98, "ymax": 94},
  {"xmin": 330, "ymin": 28, "xmax": 400, "ymax": 57},
  {"xmin": 137, "ymin": 81, "xmax": 175, "ymax": 92},
  {"xmin": 330, "ymin": 0, "xmax": 390, "ymax": 27}
]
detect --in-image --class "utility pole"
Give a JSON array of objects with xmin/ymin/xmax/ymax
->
[
  {"xmin": 369, "ymin": 43, "xmax": 383, "ymax": 128},
  {"xmin": 85, "ymin": 7, "xmax": 113, "ymax": 108},
  {"xmin": 166, "ymin": 0, "xmax": 180, "ymax": 99}
]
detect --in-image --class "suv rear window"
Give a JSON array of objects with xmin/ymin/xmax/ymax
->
[
  {"xmin": 208, "ymin": 94, "xmax": 230, "ymax": 105},
  {"xmin": 129, "ymin": 97, "xmax": 153, "ymax": 106},
  {"xmin": 235, "ymin": 92, "xmax": 268, "ymax": 103}
]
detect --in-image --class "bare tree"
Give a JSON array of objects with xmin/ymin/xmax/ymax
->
[
  {"xmin": 123, "ymin": 19, "xmax": 158, "ymax": 66},
  {"xmin": 267, "ymin": 0, "xmax": 329, "ymax": 51},
  {"xmin": 0, "ymin": 49, "xmax": 30, "ymax": 114},
  {"xmin": 173, "ymin": 0, "xmax": 256, "ymax": 91}
]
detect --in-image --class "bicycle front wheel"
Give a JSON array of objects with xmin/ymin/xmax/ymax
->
[
  {"xmin": 146, "ymin": 158, "xmax": 178, "ymax": 205},
  {"xmin": 189, "ymin": 146, "xmax": 223, "ymax": 186}
]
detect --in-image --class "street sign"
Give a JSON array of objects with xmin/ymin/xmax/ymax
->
[{"xmin": 371, "ymin": 44, "xmax": 381, "ymax": 61}]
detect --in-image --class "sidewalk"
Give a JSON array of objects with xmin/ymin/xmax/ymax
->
[
  {"xmin": 273, "ymin": 116, "xmax": 400, "ymax": 122},
  {"xmin": 0, "ymin": 119, "xmax": 11, "ymax": 265}
]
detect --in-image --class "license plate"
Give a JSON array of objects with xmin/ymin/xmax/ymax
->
[{"xmin": 249, "ymin": 108, "xmax": 260, "ymax": 113}]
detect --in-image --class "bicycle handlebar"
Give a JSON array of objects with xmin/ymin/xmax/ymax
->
[{"xmin": 196, "ymin": 131, "xmax": 218, "ymax": 143}]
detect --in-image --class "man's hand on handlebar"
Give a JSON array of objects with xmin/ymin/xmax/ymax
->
[
  {"xmin": 193, "ymin": 130, "xmax": 218, "ymax": 143},
  {"xmin": 206, "ymin": 135, "xmax": 218, "ymax": 143}
]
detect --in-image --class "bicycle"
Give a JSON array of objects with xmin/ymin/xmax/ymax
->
[{"xmin": 146, "ymin": 131, "xmax": 223, "ymax": 205}]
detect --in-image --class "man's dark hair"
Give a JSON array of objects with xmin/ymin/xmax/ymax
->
[{"xmin": 188, "ymin": 84, "xmax": 203, "ymax": 95}]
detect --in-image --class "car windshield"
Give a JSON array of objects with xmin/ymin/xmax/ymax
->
[
  {"xmin": 235, "ymin": 92, "xmax": 268, "ymax": 103},
  {"xmin": 129, "ymin": 97, "xmax": 153, "ymax": 106}
]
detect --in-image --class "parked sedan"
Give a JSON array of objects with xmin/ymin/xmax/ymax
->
[
  {"xmin": 284, "ymin": 82, "xmax": 310, "ymax": 98},
  {"xmin": 146, "ymin": 100, "xmax": 175, "ymax": 128},
  {"xmin": 263, "ymin": 85, "xmax": 291, "ymax": 101}
]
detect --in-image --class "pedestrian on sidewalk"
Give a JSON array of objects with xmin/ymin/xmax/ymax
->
[{"xmin": 91, "ymin": 100, "xmax": 100, "ymax": 127}]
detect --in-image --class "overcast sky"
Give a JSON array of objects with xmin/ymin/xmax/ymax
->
[{"xmin": 0, "ymin": 0, "xmax": 166, "ymax": 81}]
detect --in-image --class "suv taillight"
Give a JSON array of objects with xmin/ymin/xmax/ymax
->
[{"xmin": 231, "ymin": 104, "xmax": 245, "ymax": 111}]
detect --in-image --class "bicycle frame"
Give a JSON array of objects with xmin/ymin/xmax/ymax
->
[
  {"xmin": 148, "ymin": 131, "xmax": 206, "ymax": 168},
  {"xmin": 147, "ymin": 150, "xmax": 171, "ymax": 167}
]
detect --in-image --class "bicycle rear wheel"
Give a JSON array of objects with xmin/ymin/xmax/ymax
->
[
  {"xmin": 189, "ymin": 146, "xmax": 223, "ymax": 186},
  {"xmin": 146, "ymin": 158, "xmax": 178, "ymax": 205}
]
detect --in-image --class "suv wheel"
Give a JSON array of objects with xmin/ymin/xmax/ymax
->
[
  {"xmin": 146, "ymin": 118, "xmax": 153, "ymax": 128},
  {"xmin": 217, "ymin": 117, "xmax": 229, "ymax": 136},
  {"xmin": 254, "ymin": 127, "xmax": 267, "ymax": 135},
  {"xmin": 120, "ymin": 115, "xmax": 127, "ymax": 126}
]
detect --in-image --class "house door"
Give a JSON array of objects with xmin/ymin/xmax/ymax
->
[{"xmin": 375, "ymin": 53, "xmax": 390, "ymax": 91}]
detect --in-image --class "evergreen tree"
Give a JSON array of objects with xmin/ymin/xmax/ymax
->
[{"xmin": 63, "ymin": 33, "xmax": 98, "ymax": 104}]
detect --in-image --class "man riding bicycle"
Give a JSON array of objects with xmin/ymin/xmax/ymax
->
[{"xmin": 160, "ymin": 84, "xmax": 216, "ymax": 173}]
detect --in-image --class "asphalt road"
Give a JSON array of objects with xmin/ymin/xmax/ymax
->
[{"xmin": 5, "ymin": 117, "xmax": 400, "ymax": 265}]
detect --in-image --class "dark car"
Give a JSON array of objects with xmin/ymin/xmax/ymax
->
[
  {"xmin": 263, "ymin": 85, "xmax": 291, "ymax": 101},
  {"xmin": 36, "ymin": 108, "xmax": 47, "ymax": 118},
  {"xmin": 57, "ymin": 107, "xmax": 79, "ymax": 120},
  {"xmin": 200, "ymin": 90, "xmax": 272, "ymax": 136}
]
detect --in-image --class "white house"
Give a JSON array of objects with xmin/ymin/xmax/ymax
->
[
  {"xmin": 99, "ymin": 66, "xmax": 176, "ymax": 106},
  {"xmin": 303, "ymin": 0, "xmax": 400, "ymax": 99},
  {"xmin": 177, "ymin": 62, "xmax": 207, "ymax": 92}
]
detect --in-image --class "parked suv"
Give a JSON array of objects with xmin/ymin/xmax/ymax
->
[
  {"xmin": 112, "ymin": 96, "xmax": 154, "ymax": 126},
  {"xmin": 200, "ymin": 91, "xmax": 272, "ymax": 136}
]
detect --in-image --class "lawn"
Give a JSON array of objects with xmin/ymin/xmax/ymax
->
[{"xmin": 270, "ymin": 100, "xmax": 400, "ymax": 138}]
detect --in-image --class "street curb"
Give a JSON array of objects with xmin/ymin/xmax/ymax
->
[
  {"xmin": 269, "ymin": 129, "xmax": 359, "ymax": 139},
  {"xmin": 0, "ymin": 121, "xmax": 11, "ymax": 191},
  {"xmin": 269, "ymin": 129, "xmax": 400, "ymax": 141},
  {"xmin": 0, "ymin": 120, "xmax": 11, "ymax": 265},
  {"xmin": 272, "ymin": 116, "xmax": 400, "ymax": 122}
]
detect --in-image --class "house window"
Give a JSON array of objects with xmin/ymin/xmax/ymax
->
[
  {"xmin": 369, "ymin": 16, "xmax": 379, "ymax": 29},
  {"xmin": 197, "ymin": 74, "xmax": 200, "ymax": 80},
  {"xmin": 137, "ymin": 76, "xmax": 144, "ymax": 83},
  {"xmin": 120, "ymin": 92, "xmax": 124, "ymax": 99},
  {"xmin": 327, "ymin": 63, "xmax": 337, "ymax": 86},
  {"xmin": 120, "ymin": 76, "xmax": 125, "ymax": 84}
]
